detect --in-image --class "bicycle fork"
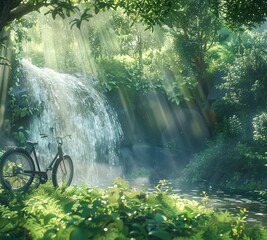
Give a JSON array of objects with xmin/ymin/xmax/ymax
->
[{"xmin": 58, "ymin": 145, "xmax": 67, "ymax": 175}]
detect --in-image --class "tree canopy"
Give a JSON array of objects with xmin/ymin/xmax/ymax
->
[
  {"xmin": 0, "ymin": 0, "xmax": 172, "ymax": 31},
  {"xmin": 0, "ymin": 0, "xmax": 266, "ymax": 33},
  {"xmin": 209, "ymin": 0, "xmax": 267, "ymax": 29}
]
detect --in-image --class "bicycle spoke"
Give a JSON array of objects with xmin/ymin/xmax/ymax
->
[
  {"xmin": 59, "ymin": 162, "xmax": 67, "ymax": 175},
  {"xmin": 52, "ymin": 156, "xmax": 73, "ymax": 187},
  {"xmin": 8, "ymin": 178, "xmax": 22, "ymax": 188},
  {"xmin": 0, "ymin": 149, "xmax": 35, "ymax": 191},
  {"xmin": 7, "ymin": 175, "xmax": 28, "ymax": 188}
]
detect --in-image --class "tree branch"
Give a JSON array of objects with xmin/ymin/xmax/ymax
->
[
  {"xmin": 7, "ymin": 4, "xmax": 38, "ymax": 23},
  {"xmin": 0, "ymin": 1, "xmax": 44, "ymax": 31}
]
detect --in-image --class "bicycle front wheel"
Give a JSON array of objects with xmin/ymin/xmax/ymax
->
[
  {"xmin": 0, "ymin": 148, "xmax": 35, "ymax": 191},
  {"xmin": 52, "ymin": 155, "xmax": 73, "ymax": 187}
]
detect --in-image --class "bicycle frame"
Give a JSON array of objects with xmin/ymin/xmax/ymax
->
[{"xmin": 23, "ymin": 142, "xmax": 64, "ymax": 183}]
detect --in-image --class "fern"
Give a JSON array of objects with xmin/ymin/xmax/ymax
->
[{"xmin": 0, "ymin": 179, "xmax": 267, "ymax": 239}]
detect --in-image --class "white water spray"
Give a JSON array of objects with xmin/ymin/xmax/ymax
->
[{"xmin": 21, "ymin": 59, "xmax": 123, "ymax": 186}]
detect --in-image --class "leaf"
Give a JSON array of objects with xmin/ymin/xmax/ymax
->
[
  {"xmin": 154, "ymin": 213, "xmax": 167, "ymax": 223},
  {"xmin": 0, "ymin": 218, "xmax": 9, "ymax": 228},
  {"xmin": 93, "ymin": 199, "xmax": 103, "ymax": 207},
  {"xmin": 70, "ymin": 228, "xmax": 82, "ymax": 240},
  {"xmin": 52, "ymin": 11, "xmax": 57, "ymax": 20},
  {"xmin": 81, "ymin": 206, "xmax": 93, "ymax": 218},
  {"xmin": 44, "ymin": 213, "xmax": 57, "ymax": 225},
  {"xmin": 70, "ymin": 228, "xmax": 90, "ymax": 240},
  {"xmin": 95, "ymin": 6, "xmax": 99, "ymax": 14},
  {"xmin": 77, "ymin": 21, "xmax": 81, "ymax": 29},
  {"xmin": 149, "ymin": 229, "xmax": 172, "ymax": 240}
]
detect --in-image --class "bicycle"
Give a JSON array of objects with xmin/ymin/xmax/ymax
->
[{"xmin": 0, "ymin": 134, "xmax": 74, "ymax": 191}]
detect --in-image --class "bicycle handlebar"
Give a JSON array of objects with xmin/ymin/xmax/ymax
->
[{"xmin": 40, "ymin": 134, "xmax": 72, "ymax": 142}]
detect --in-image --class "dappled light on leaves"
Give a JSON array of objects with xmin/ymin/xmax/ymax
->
[{"xmin": 1, "ymin": 181, "xmax": 267, "ymax": 239}]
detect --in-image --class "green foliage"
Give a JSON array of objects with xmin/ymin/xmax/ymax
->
[
  {"xmin": 210, "ymin": 0, "xmax": 267, "ymax": 30},
  {"xmin": 179, "ymin": 137, "xmax": 267, "ymax": 191},
  {"xmin": 0, "ymin": 179, "xmax": 266, "ymax": 240},
  {"xmin": 219, "ymin": 31, "xmax": 267, "ymax": 111},
  {"xmin": 11, "ymin": 126, "xmax": 30, "ymax": 146},
  {"xmin": 189, "ymin": 30, "xmax": 267, "ymax": 191},
  {"xmin": 16, "ymin": 3, "xmax": 206, "ymax": 107},
  {"xmin": 0, "ymin": 0, "xmax": 172, "ymax": 33},
  {"xmin": 154, "ymin": 179, "xmax": 173, "ymax": 193},
  {"xmin": 212, "ymin": 99, "xmax": 239, "ymax": 123},
  {"xmin": 94, "ymin": 0, "xmax": 172, "ymax": 28},
  {"xmin": 253, "ymin": 112, "xmax": 267, "ymax": 144},
  {"xmin": 98, "ymin": 57, "xmax": 146, "ymax": 92},
  {"xmin": 163, "ymin": 0, "xmax": 221, "ymax": 102},
  {"xmin": 7, "ymin": 66, "xmax": 38, "ymax": 145},
  {"xmin": 8, "ymin": 91, "xmax": 34, "ymax": 145},
  {"xmin": 205, "ymin": 28, "xmax": 241, "ymax": 76},
  {"xmin": 1, "ymin": 0, "xmax": 266, "ymax": 35},
  {"xmin": 97, "ymin": 55, "xmax": 193, "ymax": 105},
  {"xmin": 9, "ymin": 91, "xmax": 37, "ymax": 120},
  {"xmin": 223, "ymin": 115, "xmax": 244, "ymax": 138}
]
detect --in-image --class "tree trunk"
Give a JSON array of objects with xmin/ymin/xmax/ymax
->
[{"xmin": 0, "ymin": 30, "xmax": 12, "ymax": 129}]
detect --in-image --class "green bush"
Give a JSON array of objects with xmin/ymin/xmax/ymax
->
[
  {"xmin": 195, "ymin": 31, "xmax": 267, "ymax": 192},
  {"xmin": 0, "ymin": 179, "xmax": 267, "ymax": 239},
  {"xmin": 253, "ymin": 112, "xmax": 267, "ymax": 144},
  {"xmin": 7, "ymin": 60, "xmax": 39, "ymax": 146},
  {"xmin": 179, "ymin": 137, "xmax": 267, "ymax": 191},
  {"xmin": 218, "ymin": 32, "xmax": 267, "ymax": 111}
]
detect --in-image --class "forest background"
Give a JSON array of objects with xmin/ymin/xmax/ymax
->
[
  {"xmin": 1, "ymin": 1, "xmax": 267, "ymax": 239},
  {"xmin": 0, "ymin": 0, "xmax": 267, "ymax": 191}
]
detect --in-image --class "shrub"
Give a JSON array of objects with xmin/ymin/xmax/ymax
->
[
  {"xmin": 0, "ymin": 179, "xmax": 266, "ymax": 239},
  {"xmin": 253, "ymin": 112, "xmax": 267, "ymax": 144},
  {"xmin": 179, "ymin": 136, "xmax": 267, "ymax": 191}
]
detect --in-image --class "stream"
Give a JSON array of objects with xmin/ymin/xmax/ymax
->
[{"xmin": 174, "ymin": 189, "xmax": 267, "ymax": 226}]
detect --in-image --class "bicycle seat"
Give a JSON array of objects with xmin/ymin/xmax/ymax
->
[{"xmin": 26, "ymin": 141, "xmax": 38, "ymax": 146}]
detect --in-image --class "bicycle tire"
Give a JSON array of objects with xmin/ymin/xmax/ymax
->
[
  {"xmin": 52, "ymin": 155, "xmax": 73, "ymax": 187},
  {"xmin": 0, "ymin": 148, "xmax": 35, "ymax": 191}
]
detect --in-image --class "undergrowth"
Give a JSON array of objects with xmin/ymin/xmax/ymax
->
[{"xmin": 0, "ymin": 179, "xmax": 266, "ymax": 240}]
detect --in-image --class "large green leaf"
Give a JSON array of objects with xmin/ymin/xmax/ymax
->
[
  {"xmin": 154, "ymin": 213, "xmax": 167, "ymax": 223},
  {"xmin": 149, "ymin": 229, "xmax": 172, "ymax": 240}
]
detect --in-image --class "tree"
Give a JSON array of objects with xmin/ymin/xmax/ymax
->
[
  {"xmin": 212, "ymin": 31, "xmax": 267, "ymax": 141},
  {"xmin": 0, "ymin": 0, "xmax": 266, "ymax": 130},
  {"xmin": 1, "ymin": 0, "xmax": 266, "ymax": 33},
  {"xmin": 0, "ymin": 0, "xmax": 172, "ymax": 32},
  {"xmin": 164, "ymin": 0, "xmax": 220, "ymax": 105},
  {"xmin": 219, "ymin": 31, "xmax": 267, "ymax": 111},
  {"xmin": 209, "ymin": 0, "xmax": 267, "ymax": 29},
  {"xmin": 0, "ymin": 0, "xmax": 40, "ymax": 31}
]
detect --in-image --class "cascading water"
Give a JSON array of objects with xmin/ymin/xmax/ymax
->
[{"xmin": 20, "ymin": 59, "xmax": 123, "ymax": 186}]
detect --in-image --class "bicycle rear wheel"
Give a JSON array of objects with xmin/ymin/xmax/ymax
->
[
  {"xmin": 0, "ymin": 148, "xmax": 35, "ymax": 191},
  {"xmin": 52, "ymin": 155, "xmax": 73, "ymax": 187}
]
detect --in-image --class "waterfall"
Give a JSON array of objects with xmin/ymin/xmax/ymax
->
[{"xmin": 20, "ymin": 59, "xmax": 123, "ymax": 186}]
